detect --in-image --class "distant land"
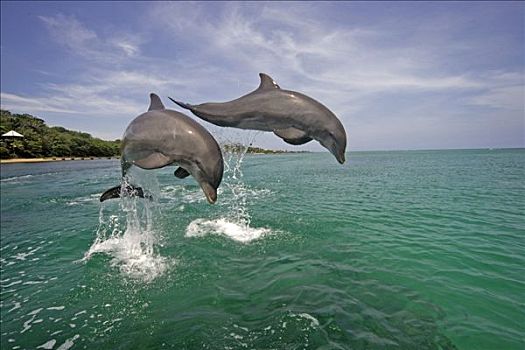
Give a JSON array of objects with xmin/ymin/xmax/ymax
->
[
  {"xmin": 0, "ymin": 110, "xmax": 121, "ymax": 159},
  {"xmin": 0, "ymin": 110, "xmax": 305, "ymax": 160},
  {"xmin": 222, "ymin": 143, "xmax": 308, "ymax": 155}
]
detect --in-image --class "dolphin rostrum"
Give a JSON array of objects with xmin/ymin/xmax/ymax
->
[
  {"xmin": 100, "ymin": 93, "xmax": 224, "ymax": 204},
  {"xmin": 169, "ymin": 73, "xmax": 347, "ymax": 163}
]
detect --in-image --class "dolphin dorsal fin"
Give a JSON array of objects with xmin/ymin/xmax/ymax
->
[
  {"xmin": 148, "ymin": 93, "xmax": 165, "ymax": 111},
  {"xmin": 257, "ymin": 73, "xmax": 280, "ymax": 91}
]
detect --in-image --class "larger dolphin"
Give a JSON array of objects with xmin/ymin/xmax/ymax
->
[
  {"xmin": 170, "ymin": 73, "xmax": 347, "ymax": 164},
  {"xmin": 100, "ymin": 93, "xmax": 223, "ymax": 204}
]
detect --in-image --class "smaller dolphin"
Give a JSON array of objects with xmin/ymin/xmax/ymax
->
[
  {"xmin": 169, "ymin": 73, "xmax": 347, "ymax": 163},
  {"xmin": 100, "ymin": 94, "xmax": 223, "ymax": 204}
]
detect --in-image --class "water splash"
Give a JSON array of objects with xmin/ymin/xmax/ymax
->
[
  {"xmin": 84, "ymin": 168, "xmax": 168, "ymax": 282},
  {"xmin": 185, "ymin": 132, "xmax": 274, "ymax": 243},
  {"xmin": 223, "ymin": 137, "xmax": 253, "ymax": 226}
]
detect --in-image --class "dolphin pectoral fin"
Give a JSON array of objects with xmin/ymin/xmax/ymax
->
[
  {"xmin": 133, "ymin": 152, "xmax": 172, "ymax": 169},
  {"xmin": 281, "ymin": 136, "xmax": 313, "ymax": 145},
  {"xmin": 168, "ymin": 97, "xmax": 192, "ymax": 111},
  {"xmin": 148, "ymin": 93, "xmax": 165, "ymax": 111},
  {"xmin": 174, "ymin": 167, "xmax": 190, "ymax": 179},
  {"xmin": 274, "ymin": 127, "xmax": 308, "ymax": 140},
  {"xmin": 274, "ymin": 128, "xmax": 313, "ymax": 145},
  {"xmin": 100, "ymin": 184, "xmax": 147, "ymax": 202}
]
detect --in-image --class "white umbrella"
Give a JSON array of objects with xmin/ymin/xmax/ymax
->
[{"xmin": 2, "ymin": 130, "xmax": 24, "ymax": 138}]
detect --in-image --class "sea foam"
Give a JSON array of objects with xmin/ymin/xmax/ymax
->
[{"xmin": 186, "ymin": 218, "xmax": 271, "ymax": 243}]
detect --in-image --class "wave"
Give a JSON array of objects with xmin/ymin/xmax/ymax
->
[
  {"xmin": 0, "ymin": 174, "xmax": 35, "ymax": 183},
  {"xmin": 0, "ymin": 171, "xmax": 62, "ymax": 183},
  {"xmin": 66, "ymin": 194, "xmax": 99, "ymax": 206}
]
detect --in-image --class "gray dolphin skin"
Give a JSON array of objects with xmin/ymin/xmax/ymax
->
[
  {"xmin": 169, "ymin": 73, "xmax": 347, "ymax": 164},
  {"xmin": 100, "ymin": 93, "xmax": 223, "ymax": 204}
]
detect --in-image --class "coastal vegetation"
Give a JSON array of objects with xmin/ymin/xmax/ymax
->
[{"xmin": 0, "ymin": 110, "xmax": 120, "ymax": 159}]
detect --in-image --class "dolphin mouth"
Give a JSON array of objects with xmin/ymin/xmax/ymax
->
[
  {"xmin": 200, "ymin": 182, "xmax": 218, "ymax": 204},
  {"xmin": 330, "ymin": 147, "xmax": 345, "ymax": 164},
  {"xmin": 205, "ymin": 192, "xmax": 217, "ymax": 204}
]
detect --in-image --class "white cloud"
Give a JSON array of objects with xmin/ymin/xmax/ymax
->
[
  {"xmin": 39, "ymin": 14, "xmax": 97, "ymax": 52},
  {"xmin": 2, "ymin": 14, "xmax": 188, "ymax": 125},
  {"xmin": 468, "ymin": 85, "xmax": 524, "ymax": 111},
  {"xmin": 465, "ymin": 71, "xmax": 524, "ymax": 111},
  {"xmin": 150, "ymin": 3, "xmax": 485, "ymax": 92},
  {"xmin": 113, "ymin": 41, "xmax": 139, "ymax": 57},
  {"xmin": 0, "ymin": 92, "xmax": 75, "ymax": 114},
  {"xmin": 0, "ymin": 70, "xmax": 179, "ymax": 118},
  {"xmin": 39, "ymin": 14, "xmax": 143, "ymax": 62}
]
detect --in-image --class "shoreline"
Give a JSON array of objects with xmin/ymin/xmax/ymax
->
[
  {"xmin": 0, "ymin": 157, "xmax": 119, "ymax": 164},
  {"xmin": 0, "ymin": 152, "xmax": 309, "ymax": 164}
]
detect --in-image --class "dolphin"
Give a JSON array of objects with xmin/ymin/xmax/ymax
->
[
  {"xmin": 100, "ymin": 93, "xmax": 224, "ymax": 204},
  {"xmin": 169, "ymin": 73, "xmax": 347, "ymax": 164}
]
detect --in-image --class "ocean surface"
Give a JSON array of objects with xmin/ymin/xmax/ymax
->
[{"xmin": 0, "ymin": 149, "xmax": 523, "ymax": 350}]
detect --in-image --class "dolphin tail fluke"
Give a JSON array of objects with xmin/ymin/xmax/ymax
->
[
  {"xmin": 100, "ymin": 185, "xmax": 121, "ymax": 202},
  {"xmin": 168, "ymin": 97, "xmax": 192, "ymax": 111},
  {"xmin": 100, "ymin": 184, "xmax": 147, "ymax": 202}
]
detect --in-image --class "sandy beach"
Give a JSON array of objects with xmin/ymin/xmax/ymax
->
[{"xmin": 0, "ymin": 157, "xmax": 118, "ymax": 164}]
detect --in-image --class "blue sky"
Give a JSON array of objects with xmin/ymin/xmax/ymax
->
[{"xmin": 1, "ymin": 1, "xmax": 523, "ymax": 151}]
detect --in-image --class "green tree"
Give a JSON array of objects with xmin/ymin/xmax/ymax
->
[{"xmin": 0, "ymin": 110, "xmax": 121, "ymax": 159}]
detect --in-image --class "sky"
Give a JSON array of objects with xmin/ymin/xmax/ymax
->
[{"xmin": 1, "ymin": 1, "xmax": 524, "ymax": 151}]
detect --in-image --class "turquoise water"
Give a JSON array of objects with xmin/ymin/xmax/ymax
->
[{"xmin": 1, "ymin": 149, "xmax": 524, "ymax": 349}]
